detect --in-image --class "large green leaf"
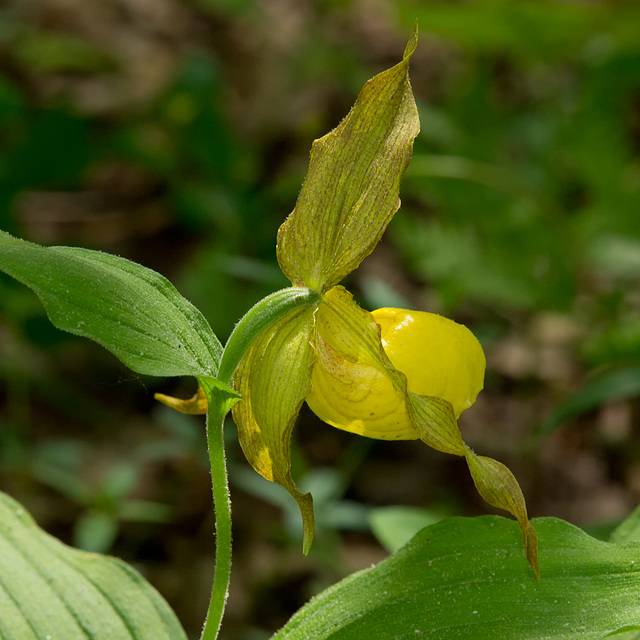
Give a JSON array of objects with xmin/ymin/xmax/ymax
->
[
  {"xmin": 0, "ymin": 230, "xmax": 221, "ymax": 377},
  {"xmin": 274, "ymin": 516, "xmax": 640, "ymax": 639},
  {"xmin": 0, "ymin": 491, "xmax": 186, "ymax": 640}
]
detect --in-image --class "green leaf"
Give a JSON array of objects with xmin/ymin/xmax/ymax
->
[
  {"xmin": 274, "ymin": 516, "xmax": 640, "ymax": 640},
  {"xmin": 0, "ymin": 231, "xmax": 222, "ymax": 377},
  {"xmin": 606, "ymin": 628, "xmax": 640, "ymax": 639},
  {"xmin": 611, "ymin": 504, "xmax": 640, "ymax": 545},
  {"xmin": 276, "ymin": 27, "xmax": 420, "ymax": 292},
  {"xmin": 0, "ymin": 491, "xmax": 187, "ymax": 640}
]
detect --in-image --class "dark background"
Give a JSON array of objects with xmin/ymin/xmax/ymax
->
[{"xmin": 1, "ymin": 1, "xmax": 640, "ymax": 638}]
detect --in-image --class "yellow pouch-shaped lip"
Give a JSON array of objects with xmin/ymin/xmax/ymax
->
[
  {"xmin": 373, "ymin": 308, "xmax": 485, "ymax": 419},
  {"xmin": 306, "ymin": 294, "xmax": 486, "ymax": 440}
]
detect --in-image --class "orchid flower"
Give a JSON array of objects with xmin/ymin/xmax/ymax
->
[{"xmin": 158, "ymin": 28, "xmax": 539, "ymax": 577}]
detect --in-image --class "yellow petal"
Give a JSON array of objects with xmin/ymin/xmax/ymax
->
[
  {"xmin": 372, "ymin": 308, "xmax": 485, "ymax": 419},
  {"xmin": 154, "ymin": 384, "xmax": 208, "ymax": 414},
  {"xmin": 231, "ymin": 304, "xmax": 316, "ymax": 553}
]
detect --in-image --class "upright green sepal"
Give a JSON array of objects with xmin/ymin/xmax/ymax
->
[{"xmin": 276, "ymin": 25, "xmax": 420, "ymax": 292}]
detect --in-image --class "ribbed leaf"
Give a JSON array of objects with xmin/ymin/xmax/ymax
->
[
  {"xmin": 275, "ymin": 516, "xmax": 640, "ymax": 639},
  {"xmin": 0, "ymin": 491, "xmax": 186, "ymax": 640},
  {"xmin": 0, "ymin": 230, "xmax": 221, "ymax": 377}
]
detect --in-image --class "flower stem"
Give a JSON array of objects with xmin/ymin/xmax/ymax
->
[
  {"xmin": 199, "ymin": 386, "xmax": 236, "ymax": 640},
  {"xmin": 197, "ymin": 287, "xmax": 321, "ymax": 638}
]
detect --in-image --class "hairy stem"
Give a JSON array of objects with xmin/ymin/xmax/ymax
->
[
  {"xmin": 199, "ymin": 386, "xmax": 236, "ymax": 640},
  {"xmin": 197, "ymin": 287, "xmax": 320, "ymax": 639}
]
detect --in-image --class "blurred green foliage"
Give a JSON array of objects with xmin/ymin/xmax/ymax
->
[
  {"xmin": 1, "ymin": 0, "xmax": 640, "ymax": 636},
  {"xmin": 395, "ymin": 1, "xmax": 640, "ymax": 324}
]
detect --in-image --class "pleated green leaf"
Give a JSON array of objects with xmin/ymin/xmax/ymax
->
[
  {"xmin": 0, "ymin": 491, "xmax": 186, "ymax": 640},
  {"xmin": 275, "ymin": 516, "xmax": 640, "ymax": 640},
  {"xmin": 276, "ymin": 27, "xmax": 420, "ymax": 292},
  {"xmin": 0, "ymin": 230, "xmax": 221, "ymax": 377}
]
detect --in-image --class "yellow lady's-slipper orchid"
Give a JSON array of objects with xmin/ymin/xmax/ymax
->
[{"xmin": 158, "ymin": 27, "xmax": 539, "ymax": 577}]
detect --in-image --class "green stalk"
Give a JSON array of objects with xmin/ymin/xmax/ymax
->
[
  {"xmin": 197, "ymin": 286, "xmax": 320, "ymax": 639},
  {"xmin": 199, "ymin": 386, "xmax": 236, "ymax": 640}
]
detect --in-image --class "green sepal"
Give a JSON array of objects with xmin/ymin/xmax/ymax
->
[
  {"xmin": 463, "ymin": 448, "xmax": 539, "ymax": 578},
  {"xmin": 231, "ymin": 304, "xmax": 317, "ymax": 553},
  {"xmin": 276, "ymin": 26, "xmax": 420, "ymax": 292}
]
